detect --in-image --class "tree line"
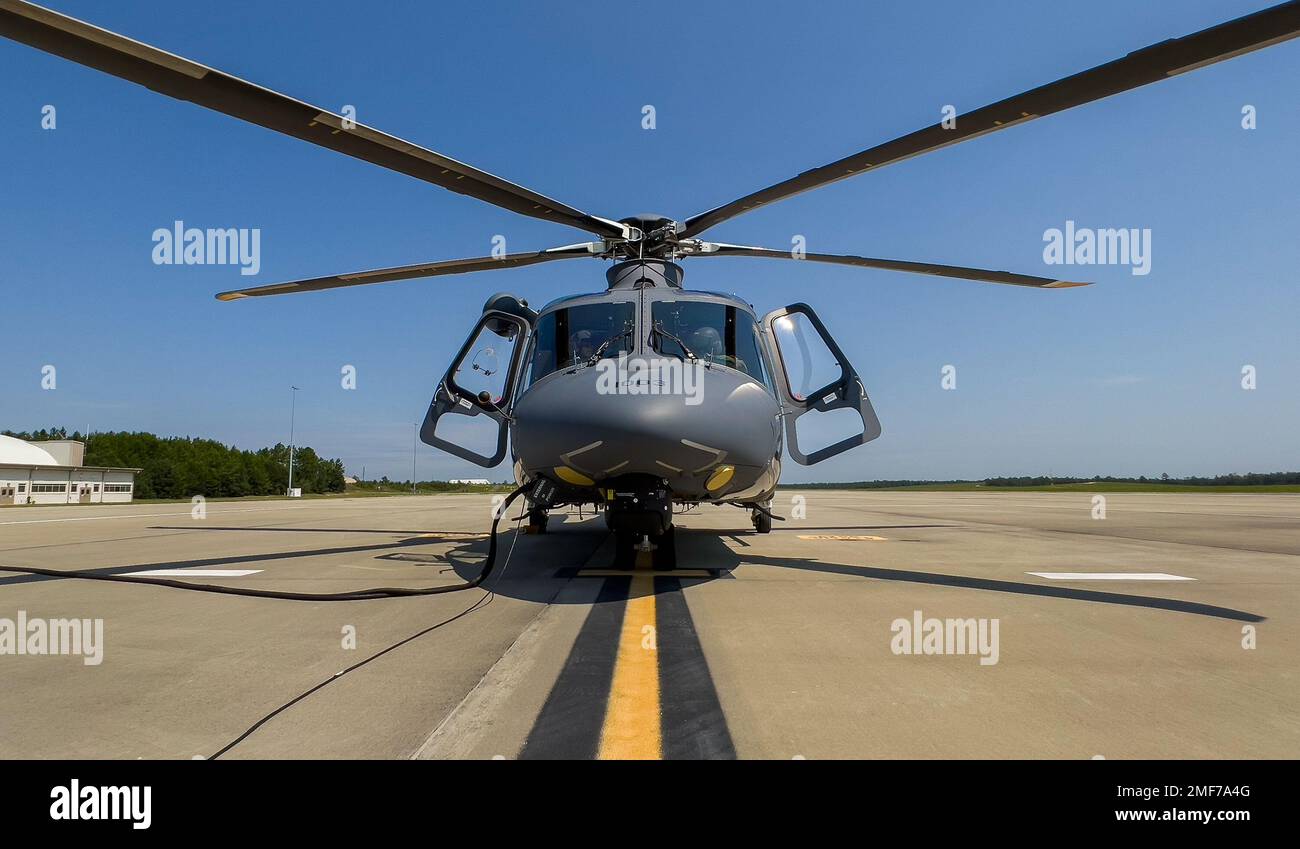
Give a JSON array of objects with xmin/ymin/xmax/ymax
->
[
  {"xmin": 3, "ymin": 428, "xmax": 345, "ymax": 499},
  {"xmin": 982, "ymin": 472, "xmax": 1300, "ymax": 487},
  {"xmin": 781, "ymin": 471, "xmax": 1300, "ymax": 489}
]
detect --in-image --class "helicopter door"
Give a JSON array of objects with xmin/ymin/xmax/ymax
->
[
  {"xmin": 762, "ymin": 303, "xmax": 881, "ymax": 465},
  {"xmin": 421, "ymin": 310, "xmax": 529, "ymax": 467}
]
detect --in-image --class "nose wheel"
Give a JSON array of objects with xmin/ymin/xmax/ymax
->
[
  {"xmin": 526, "ymin": 507, "xmax": 549, "ymax": 534},
  {"xmin": 751, "ymin": 507, "xmax": 772, "ymax": 534},
  {"xmin": 613, "ymin": 525, "xmax": 676, "ymax": 569}
]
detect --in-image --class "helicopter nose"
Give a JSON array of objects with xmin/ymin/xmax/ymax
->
[{"xmin": 511, "ymin": 361, "xmax": 781, "ymax": 496}]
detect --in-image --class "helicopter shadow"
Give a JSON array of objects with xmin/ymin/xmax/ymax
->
[
  {"xmin": 11, "ymin": 520, "xmax": 1261, "ymax": 624},
  {"xmin": 465, "ymin": 523, "xmax": 1265, "ymax": 622}
]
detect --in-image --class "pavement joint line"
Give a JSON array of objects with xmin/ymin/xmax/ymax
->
[
  {"xmin": 843, "ymin": 507, "xmax": 1300, "ymax": 558},
  {"xmin": 1027, "ymin": 572, "xmax": 1196, "ymax": 581},
  {"xmin": 411, "ymin": 595, "xmax": 565, "ymax": 760}
]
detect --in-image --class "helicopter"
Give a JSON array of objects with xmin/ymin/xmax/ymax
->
[{"xmin": 4, "ymin": 0, "xmax": 1297, "ymax": 555}]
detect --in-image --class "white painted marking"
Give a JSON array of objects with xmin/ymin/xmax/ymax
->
[
  {"xmin": 1027, "ymin": 572, "xmax": 1195, "ymax": 581},
  {"xmin": 0, "ymin": 506, "xmax": 302, "ymax": 526},
  {"xmin": 0, "ymin": 498, "xmax": 462, "ymax": 526},
  {"xmin": 122, "ymin": 569, "xmax": 263, "ymax": 578}
]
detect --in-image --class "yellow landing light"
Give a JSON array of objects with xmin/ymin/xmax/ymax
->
[
  {"xmin": 553, "ymin": 466, "xmax": 594, "ymax": 487},
  {"xmin": 705, "ymin": 464, "xmax": 735, "ymax": 492}
]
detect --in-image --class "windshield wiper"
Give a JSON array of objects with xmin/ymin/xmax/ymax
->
[
  {"xmin": 566, "ymin": 327, "xmax": 632, "ymax": 371},
  {"xmin": 589, "ymin": 328, "xmax": 633, "ymax": 363},
  {"xmin": 651, "ymin": 322, "xmax": 699, "ymax": 362}
]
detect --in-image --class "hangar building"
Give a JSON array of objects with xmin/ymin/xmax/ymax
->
[{"xmin": 0, "ymin": 435, "xmax": 140, "ymax": 505}]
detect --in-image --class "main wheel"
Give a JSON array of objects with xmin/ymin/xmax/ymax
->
[
  {"xmin": 614, "ymin": 528, "xmax": 638, "ymax": 569},
  {"xmin": 652, "ymin": 524, "xmax": 676, "ymax": 570},
  {"xmin": 752, "ymin": 508, "xmax": 772, "ymax": 534},
  {"xmin": 526, "ymin": 508, "xmax": 549, "ymax": 535}
]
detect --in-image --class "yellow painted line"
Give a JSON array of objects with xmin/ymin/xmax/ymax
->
[
  {"xmin": 797, "ymin": 534, "xmax": 887, "ymax": 541},
  {"xmin": 597, "ymin": 570, "xmax": 661, "ymax": 760},
  {"xmin": 414, "ymin": 532, "xmax": 487, "ymax": 540}
]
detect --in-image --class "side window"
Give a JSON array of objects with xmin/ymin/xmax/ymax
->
[
  {"xmin": 449, "ymin": 321, "xmax": 520, "ymax": 406},
  {"xmin": 770, "ymin": 311, "xmax": 844, "ymax": 402},
  {"xmin": 749, "ymin": 323, "xmax": 775, "ymax": 394}
]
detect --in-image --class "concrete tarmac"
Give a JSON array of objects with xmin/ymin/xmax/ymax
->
[{"xmin": 1, "ymin": 491, "xmax": 1295, "ymax": 759}]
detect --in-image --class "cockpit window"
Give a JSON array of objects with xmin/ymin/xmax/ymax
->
[
  {"xmin": 650, "ymin": 300, "xmax": 771, "ymax": 389},
  {"xmin": 525, "ymin": 302, "xmax": 635, "ymax": 386}
]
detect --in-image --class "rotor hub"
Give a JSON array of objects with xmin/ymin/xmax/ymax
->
[{"xmin": 605, "ymin": 259, "xmax": 684, "ymax": 289}]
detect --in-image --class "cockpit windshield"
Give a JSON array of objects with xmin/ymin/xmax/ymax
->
[
  {"xmin": 525, "ymin": 301, "xmax": 635, "ymax": 386},
  {"xmin": 650, "ymin": 300, "xmax": 770, "ymax": 387}
]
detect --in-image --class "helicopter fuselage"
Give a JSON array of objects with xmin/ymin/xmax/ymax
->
[
  {"xmin": 422, "ymin": 258, "xmax": 881, "ymax": 538},
  {"xmin": 510, "ymin": 287, "xmax": 785, "ymax": 506}
]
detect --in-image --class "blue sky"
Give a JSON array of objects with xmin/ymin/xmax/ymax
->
[{"xmin": 2, "ymin": 0, "xmax": 1297, "ymax": 482}]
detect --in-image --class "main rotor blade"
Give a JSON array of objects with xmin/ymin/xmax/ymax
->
[
  {"xmin": 215, "ymin": 243, "xmax": 601, "ymax": 301},
  {"xmin": 688, "ymin": 243, "xmax": 1089, "ymax": 289},
  {"xmin": 679, "ymin": 1, "xmax": 1300, "ymax": 239},
  {"xmin": 0, "ymin": 0, "xmax": 628, "ymax": 240}
]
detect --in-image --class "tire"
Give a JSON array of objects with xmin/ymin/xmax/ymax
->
[
  {"xmin": 653, "ymin": 524, "xmax": 677, "ymax": 570},
  {"xmin": 614, "ymin": 529, "xmax": 638, "ymax": 569},
  {"xmin": 752, "ymin": 509, "xmax": 772, "ymax": 534}
]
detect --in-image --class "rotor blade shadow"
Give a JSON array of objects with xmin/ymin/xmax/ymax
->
[
  {"xmin": 0, "ymin": 535, "xmax": 488, "ymax": 587},
  {"xmin": 148, "ymin": 525, "xmax": 479, "ymax": 536},
  {"xmin": 774, "ymin": 524, "xmax": 960, "ymax": 532},
  {"xmin": 714, "ymin": 549, "xmax": 1266, "ymax": 623}
]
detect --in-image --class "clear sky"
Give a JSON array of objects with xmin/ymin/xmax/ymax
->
[{"xmin": 2, "ymin": 0, "xmax": 1297, "ymax": 482}]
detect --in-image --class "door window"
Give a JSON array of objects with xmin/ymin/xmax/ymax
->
[
  {"xmin": 449, "ymin": 322, "xmax": 522, "ymax": 406},
  {"xmin": 770, "ymin": 311, "xmax": 845, "ymax": 401}
]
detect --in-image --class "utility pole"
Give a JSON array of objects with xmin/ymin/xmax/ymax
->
[{"xmin": 287, "ymin": 386, "xmax": 300, "ymax": 494}]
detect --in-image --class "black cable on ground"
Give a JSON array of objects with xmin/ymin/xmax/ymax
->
[
  {"xmin": 209, "ymin": 590, "xmax": 496, "ymax": 759},
  {"xmin": 0, "ymin": 482, "xmax": 534, "ymax": 601}
]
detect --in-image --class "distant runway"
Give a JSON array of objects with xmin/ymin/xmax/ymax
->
[{"xmin": 2, "ymin": 491, "xmax": 1296, "ymax": 759}]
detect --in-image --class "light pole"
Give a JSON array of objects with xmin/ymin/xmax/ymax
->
[
  {"xmin": 287, "ymin": 386, "xmax": 300, "ymax": 494},
  {"xmin": 412, "ymin": 422, "xmax": 418, "ymax": 494}
]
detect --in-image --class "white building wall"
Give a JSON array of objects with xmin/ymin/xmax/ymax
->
[
  {"xmin": 70, "ymin": 468, "xmax": 103, "ymax": 504},
  {"xmin": 102, "ymin": 470, "xmax": 135, "ymax": 503},
  {"xmin": 27, "ymin": 468, "xmax": 72, "ymax": 505},
  {"xmin": 0, "ymin": 467, "xmax": 34, "ymax": 505},
  {"xmin": 0, "ymin": 467, "xmax": 136, "ymax": 505},
  {"xmin": 0, "ymin": 436, "xmax": 138, "ymax": 506}
]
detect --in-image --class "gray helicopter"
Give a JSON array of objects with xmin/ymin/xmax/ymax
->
[{"xmin": 5, "ymin": 0, "xmax": 1297, "ymax": 552}]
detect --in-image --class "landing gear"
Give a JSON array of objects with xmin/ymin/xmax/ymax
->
[
  {"xmin": 613, "ymin": 525, "xmax": 676, "ymax": 569},
  {"xmin": 614, "ymin": 529, "xmax": 639, "ymax": 568},
  {"xmin": 526, "ymin": 507, "xmax": 549, "ymax": 534},
  {"xmin": 655, "ymin": 523, "xmax": 677, "ymax": 567},
  {"xmin": 751, "ymin": 507, "xmax": 772, "ymax": 534},
  {"xmin": 603, "ymin": 474, "xmax": 677, "ymax": 568}
]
